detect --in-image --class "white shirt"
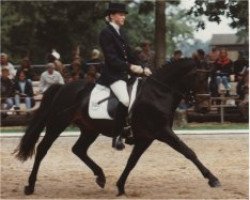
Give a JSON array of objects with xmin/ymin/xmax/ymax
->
[
  {"xmin": 0, "ymin": 62, "xmax": 16, "ymax": 79},
  {"xmin": 110, "ymin": 22, "xmax": 120, "ymax": 35},
  {"xmin": 39, "ymin": 70, "xmax": 64, "ymax": 93}
]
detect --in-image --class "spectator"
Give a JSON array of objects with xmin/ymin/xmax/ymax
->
[
  {"xmin": 208, "ymin": 47, "xmax": 219, "ymax": 62},
  {"xmin": 14, "ymin": 71, "xmax": 34, "ymax": 110},
  {"xmin": 167, "ymin": 50, "xmax": 182, "ymax": 64},
  {"xmin": 194, "ymin": 49, "xmax": 209, "ymax": 70},
  {"xmin": 39, "ymin": 62, "xmax": 64, "ymax": 93},
  {"xmin": 84, "ymin": 49, "xmax": 103, "ymax": 74},
  {"xmin": 16, "ymin": 57, "xmax": 37, "ymax": 81},
  {"xmin": 138, "ymin": 40, "xmax": 155, "ymax": 71},
  {"xmin": 237, "ymin": 68, "xmax": 249, "ymax": 100},
  {"xmin": 1, "ymin": 68, "xmax": 14, "ymax": 110},
  {"xmin": 0, "ymin": 53, "xmax": 16, "ymax": 79},
  {"xmin": 68, "ymin": 60, "xmax": 84, "ymax": 80},
  {"xmin": 85, "ymin": 65, "xmax": 98, "ymax": 83},
  {"xmin": 68, "ymin": 72, "xmax": 80, "ymax": 82},
  {"xmin": 214, "ymin": 48, "xmax": 233, "ymax": 95},
  {"xmin": 234, "ymin": 52, "xmax": 249, "ymax": 81},
  {"xmin": 237, "ymin": 68, "xmax": 249, "ymax": 119},
  {"xmin": 47, "ymin": 49, "xmax": 65, "ymax": 75}
]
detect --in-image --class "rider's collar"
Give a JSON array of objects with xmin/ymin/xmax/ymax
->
[{"xmin": 110, "ymin": 22, "xmax": 120, "ymax": 35}]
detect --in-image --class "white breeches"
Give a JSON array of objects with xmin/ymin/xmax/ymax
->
[{"xmin": 110, "ymin": 80, "xmax": 129, "ymax": 107}]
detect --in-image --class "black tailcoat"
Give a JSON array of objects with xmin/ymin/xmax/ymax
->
[{"xmin": 98, "ymin": 24, "xmax": 142, "ymax": 86}]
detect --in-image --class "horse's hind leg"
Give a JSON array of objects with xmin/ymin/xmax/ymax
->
[
  {"xmin": 158, "ymin": 127, "xmax": 221, "ymax": 187},
  {"xmin": 24, "ymin": 125, "xmax": 68, "ymax": 195},
  {"xmin": 72, "ymin": 127, "xmax": 106, "ymax": 188}
]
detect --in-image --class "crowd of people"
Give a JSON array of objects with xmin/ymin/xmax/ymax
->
[
  {"xmin": 0, "ymin": 44, "xmax": 249, "ymax": 115},
  {"xmin": 0, "ymin": 49, "xmax": 103, "ymax": 113}
]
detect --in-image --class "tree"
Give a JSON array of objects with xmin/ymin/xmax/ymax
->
[
  {"xmin": 155, "ymin": 1, "xmax": 166, "ymax": 68},
  {"xmin": 187, "ymin": 0, "xmax": 248, "ymax": 41},
  {"xmin": 1, "ymin": 1, "xmax": 105, "ymax": 63}
]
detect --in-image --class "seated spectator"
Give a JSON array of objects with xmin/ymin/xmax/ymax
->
[
  {"xmin": 208, "ymin": 47, "xmax": 219, "ymax": 62},
  {"xmin": 68, "ymin": 60, "xmax": 84, "ymax": 80},
  {"xmin": 138, "ymin": 40, "xmax": 155, "ymax": 71},
  {"xmin": 1, "ymin": 68, "xmax": 14, "ymax": 110},
  {"xmin": 234, "ymin": 52, "xmax": 249, "ymax": 81},
  {"xmin": 85, "ymin": 65, "xmax": 98, "ymax": 83},
  {"xmin": 16, "ymin": 57, "xmax": 37, "ymax": 81},
  {"xmin": 237, "ymin": 68, "xmax": 249, "ymax": 119},
  {"xmin": 0, "ymin": 53, "xmax": 16, "ymax": 79},
  {"xmin": 214, "ymin": 48, "xmax": 233, "ymax": 95},
  {"xmin": 167, "ymin": 50, "xmax": 182, "ymax": 64},
  {"xmin": 47, "ymin": 49, "xmax": 65, "ymax": 75},
  {"xmin": 193, "ymin": 49, "xmax": 209, "ymax": 70},
  {"xmin": 237, "ymin": 68, "xmax": 249, "ymax": 100},
  {"xmin": 39, "ymin": 63, "xmax": 64, "ymax": 93},
  {"xmin": 13, "ymin": 71, "xmax": 34, "ymax": 110},
  {"xmin": 84, "ymin": 49, "xmax": 103, "ymax": 77},
  {"xmin": 68, "ymin": 72, "xmax": 81, "ymax": 82}
]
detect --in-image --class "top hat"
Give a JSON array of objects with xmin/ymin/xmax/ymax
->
[{"xmin": 106, "ymin": 2, "xmax": 128, "ymax": 15}]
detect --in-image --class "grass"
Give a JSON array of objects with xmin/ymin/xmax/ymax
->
[{"xmin": 0, "ymin": 123, "xmax": 249, "ymax": 133}]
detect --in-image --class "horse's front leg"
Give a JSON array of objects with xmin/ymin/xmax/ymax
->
[
  {"xmin": 157, "ymin": 126, "xmax": 221, "ymax": 187},
  {"xmin": 116, "ymin": 139, "xmax": 153, "ymax": 196}
]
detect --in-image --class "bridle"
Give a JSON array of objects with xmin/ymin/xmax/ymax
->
[{"xmin": 147, "ymin": 67, "xmax": 210, "ymax": 106}]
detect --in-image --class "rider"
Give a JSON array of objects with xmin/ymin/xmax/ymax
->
[{"xmin": 98, "ymin": 2, "xmax": 152, "ymax": 149}]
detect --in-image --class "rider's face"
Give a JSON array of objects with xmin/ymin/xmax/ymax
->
[{"xmin": 110, "ymin": 12, "xmax": 126, "ymax": 27}]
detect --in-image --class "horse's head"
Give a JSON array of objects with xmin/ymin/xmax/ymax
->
[{"xmin": 178, "ymin": 59, "xmax": 211, "ymax": 114}]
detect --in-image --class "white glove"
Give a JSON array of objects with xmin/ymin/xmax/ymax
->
[
  {"xmin": 144, "ymin": 67, "xmax": 152, "ymax": 76},
  {"xmin": 130, "ymin": 64, "xmax": 143, "ymax": 74}
]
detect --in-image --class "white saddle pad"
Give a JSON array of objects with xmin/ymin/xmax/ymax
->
[{"xmin": 88, "ymin": 78, "xmax": 139, "ymax": 120}]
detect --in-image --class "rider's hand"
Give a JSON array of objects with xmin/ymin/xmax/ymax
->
[
  {"xmin": 144, "ymin": 67, "xmax": 152, "ymax": 76},
  {"xmin": 130, "ymin": 64, "xmax": 143, "ymax": 74}
]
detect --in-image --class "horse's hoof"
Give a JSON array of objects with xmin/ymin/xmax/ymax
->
[
  {"xmin": 116, "ymin": 190, "xmax": 126, "ymax": 197},
  {"xmin": 24, "ymin": 185, "xmax": 34, "ymax": 195},
  {"xmin": 113, "ymin": 142, "xmax": 125, "ymax": 151},
  {"xmin": 208, "ymin": 179, "xmax": 221, "ymax": 187},
  {"xmin": 96, "ymin": 176, "xmax": 106, "ymax": 188}
]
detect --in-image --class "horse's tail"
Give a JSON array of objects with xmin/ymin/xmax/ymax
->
[{"xmin": 14, "ymin": 84, "xmax": 63, "ymax": 162}]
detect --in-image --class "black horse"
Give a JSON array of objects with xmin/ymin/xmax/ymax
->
[{"xmin": 15, "ymin": 58, "xmax": 221, "ymax": 196}]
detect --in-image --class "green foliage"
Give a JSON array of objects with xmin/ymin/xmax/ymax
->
[
  {"xmin": 187, "ymin": 0, "xmax": 248, "ymax": 33},
  {"xmin": 1, "ymin": 1, "xmax": 106, "ymax": 63},
  {"xmin": 1, "ymin": 0, "xmax": 193, "ymax": 63}
]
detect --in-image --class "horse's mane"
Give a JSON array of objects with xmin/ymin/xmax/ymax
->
[{"xmin": 152, "ymin": 58, "xmax": 196, "ymax": 83}]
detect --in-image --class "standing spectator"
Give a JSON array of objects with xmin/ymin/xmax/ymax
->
[
  {"xmin": 167, "ymin": 50, "xmax": 182, "ymax": 64},
  {"xmin": 138, "ymin": 40, "xmax": 155, "ymax": 71},
  {"xmin": 0, "ymin": 53, "xmax": 16, "ymax": 79},
  {"xmin": 39, "ymin": 63, "xmax": 64, "ymax": 93},
  {"xmin": 234, "ymin": 52, "xmax": 249, "ymax": 81},
  {"xmin": 16, "ymin": 57, "xmax": 37, "ymax": 81},
  {"xmin": 1, "ymin": 68, "xmax": 14, "ymax": 110},
  {"xmin": 14, "ymin": 71, "xmax": 34, "ymax": 110},
  {"xmin": 214, "ymin": 48, "xmax": 233, "ymax": 95}
]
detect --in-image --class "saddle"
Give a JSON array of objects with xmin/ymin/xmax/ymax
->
[{"xmin": 88, "ymin": 77, "xmax": 142, "ymax": 120}]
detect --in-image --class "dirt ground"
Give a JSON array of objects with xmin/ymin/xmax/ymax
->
[{"xmin": 1, "ymin": 134, "xmax": 249, "ymax": 199}]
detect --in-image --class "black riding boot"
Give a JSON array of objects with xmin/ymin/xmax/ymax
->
[{"xmin": 112, "ymin": 103, "xmax": 127, "ymax": 150}]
